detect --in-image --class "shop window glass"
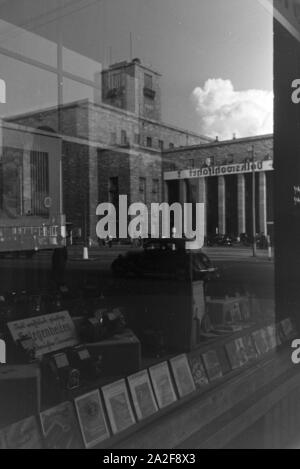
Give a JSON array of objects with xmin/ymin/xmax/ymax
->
[{"xmin": 0, "ymin": 0, "xmax": 279, "ymax": 451}]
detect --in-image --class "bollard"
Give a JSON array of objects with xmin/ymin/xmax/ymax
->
[
  {"xmin": 83, "ymin": 246, "xmax": 89, "ymax": 260},
  {"xmin": 267, "ymin": 235, "xmax": 272, "ymax": 261}
]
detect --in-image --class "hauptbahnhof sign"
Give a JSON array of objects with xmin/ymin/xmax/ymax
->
[{"xmin": 164, "ymin": 160, "xmax": 273, "ymax": 181}]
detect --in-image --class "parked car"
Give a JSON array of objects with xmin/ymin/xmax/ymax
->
[
  {"xmin": 111, "ymin": 238, "xmax": 219, "ymax": 281},
  {"xmin": 206, "ymin": 234, "xmax": 234, "ymax": 247}
]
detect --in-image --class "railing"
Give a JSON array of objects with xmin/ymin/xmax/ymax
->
[{"xmin": 0, "ymin": 225, "xmax": 59, "ymax": 238}]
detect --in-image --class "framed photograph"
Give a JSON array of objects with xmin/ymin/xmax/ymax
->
[
  {"xmin": 230, "ymin": 302, "xmax": 242, "ymax": 323},
  {"xmin": 40, "ymin": 401, "xmax": 83, "ymax": 449},
  {"xmin": 102, "ymin": 379, "xmax": 136, "ymax": 435},
  {"xmin": 240, "ymin": 298, "xmax": 251, "ymax": 321},
  {"xmin": 265, "ymin": 325, "xmax": 277, "ymax": 351},
  {"xmin": 170, "ymin": 354, "xmax": 196, "ymax": 398},
  {"xmin": 202, "ymin": 350, "xmax": 223, "ymax": 381},
  {"xmin": 127, "ymin": 370, "xmax": 158, "ymax": 421},
  {"xmin": 75, "ymin": 389, "xmax": 110, "ymax": 448},
  {"xmin": 188, "ymin": 351, "xmax": 209, "ymax": 389},
  {"xmin": 276, "ymin": 323, "xmax": 284, "ymax": 346},
  {"xmin": 252, "ymin": 329, "xmax": 270, "ymax": 356},
  {"xmin": 225, "ymin": 338, "xmax": 248, "ymax": 370},
  {"xmin": 3, "ymin": 416, "xmax": 43, "ymax": 449},
  {"xmin": 242, "ymin": 335, "xmax": 258, "ymax": 362},
  {"xmin": 149, "ymin": 362, "xmax": 177, "ymax": 409},
  {"xmin": 280, "ymin": 318, "xmax": 296, "ymax": 340}
]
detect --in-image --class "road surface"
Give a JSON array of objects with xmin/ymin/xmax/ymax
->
[{"xmin": 0, "ymin": 246, "xmax": 274, "ymax": 303}]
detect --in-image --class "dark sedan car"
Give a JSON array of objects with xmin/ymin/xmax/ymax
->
[
  {"xmin": 206, "ymin": 234, "xmax": 234, "ymax": 247},
  {"xmin": 111, "ymin": 238, "xmax": 219, "ymax": 281}
]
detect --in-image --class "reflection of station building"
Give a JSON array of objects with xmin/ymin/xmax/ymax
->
[
  {"xmin": 7, "ymin": 58, "xmax": 274, "ymax": 241},
  {"xmin": 162, "ymin": 134, "xmax": 274, "ymax": 239},
  {"xmin": 7, "ymin": 59, "xmax": 209, "ymax": 241}
]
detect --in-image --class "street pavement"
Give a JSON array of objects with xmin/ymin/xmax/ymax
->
[
  {"xmin": 67, "ymin": 243, "xmax": 273, "ymax": 263},
  {"xmin": 203, "ymin": 246, "xmax": 273, "ymax": 262},
  {"xmin": 0, "ymin": 245, "xmax": 274, "ymax": 303}
]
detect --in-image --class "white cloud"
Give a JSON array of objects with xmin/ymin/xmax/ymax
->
[{"xmin": 191, "ymin": 79, "xmax": 273, "ymax": 140}]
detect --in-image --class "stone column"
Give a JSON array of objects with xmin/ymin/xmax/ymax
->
[
  {"xmin": 175, "ymin": 179, "xmax": 186, "ymax": 238},
  {"xmin": 164, "ymin": 181, "xmax": 169, "ymax": 203},
  {"xmin": 23, "ymin": 150, "xmax": 31, "ymax": 216},
  {"xmin": 218, "ymin": 176, "xmax": 226, "ymax": 234},
  {"xmin": 179, "ymin": 179, "xmax": 187, "ymax": 204},
  {"xmin": 259, "ymin": 171, "xmax": 267, "ymax": 235},
  {"xmin": 237, "ymin": 174, "xmax": 246, "ymax": 235},
  {"xmin": 196, "ymin": 177, "xmax": 207, "ymax": 237}
]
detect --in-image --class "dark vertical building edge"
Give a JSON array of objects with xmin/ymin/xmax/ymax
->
[{"xmin": 274, "ymin": 19, "xmax": 300, "ymax": 324}]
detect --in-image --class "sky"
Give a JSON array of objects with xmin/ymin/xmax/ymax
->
[
  {"xmin": 96, "ymin": 0, "xmax": 274, "ymax": 138},
  {"xmin": 0, "ymin": 0, "xmax": 273, "ymax": 139}
]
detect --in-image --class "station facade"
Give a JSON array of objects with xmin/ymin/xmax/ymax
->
[{"xmin": 162, "ymin": 134, "xmax": 274, "ymax": 239}]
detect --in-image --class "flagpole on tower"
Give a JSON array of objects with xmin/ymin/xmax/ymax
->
[{"xmin": 130, "ymin": 32, "xmax": 133, "ymax": 60}]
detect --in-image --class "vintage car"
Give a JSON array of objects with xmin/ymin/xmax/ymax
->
[{"xmin": 111, "ymin": 238, "xmax": 219, "ymax": 281}]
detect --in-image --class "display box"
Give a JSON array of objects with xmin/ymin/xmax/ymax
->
[
  {"xmin": 0, "ymin": 364, "xmax": 41, "ymax": 428},
  {"xmin": 109, "ymin": 278, "xmax": 206, "ymax": 353},
  {"xmin": 85, "ymin": 329, "xmax": 141, "ymax": 377},
  {"xmin": 206, "ymin": 296, "xmax": 250, "ymax": 326}
]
